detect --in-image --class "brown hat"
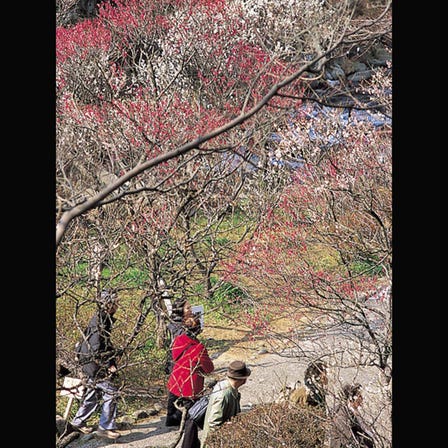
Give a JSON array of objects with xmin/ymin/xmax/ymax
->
[{"xmin": 227, "ymin": 360, "xmax": 251, "ymax": 379}]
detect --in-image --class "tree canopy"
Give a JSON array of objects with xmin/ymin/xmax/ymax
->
[{"xmin": 56, "ymin": 1, "xmax": 392, "ymax": 445}]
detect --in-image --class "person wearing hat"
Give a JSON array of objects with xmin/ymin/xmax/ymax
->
[
  {"xmin": 70, "ymin": 289, "xmax": 122, "ymax": 440},
  {"xmin": 200, "ymin": 360, "xmax": 251, "ymax": 447}
]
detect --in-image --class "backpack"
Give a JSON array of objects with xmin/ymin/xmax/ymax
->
[{"xmin": 187, "ymin": 394, "xmax": 209, "ymax": 429}]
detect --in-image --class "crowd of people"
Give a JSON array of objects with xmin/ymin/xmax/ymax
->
[{"xmin": 66, "ymin": 290, "xmax": 376, "ymax": 447}]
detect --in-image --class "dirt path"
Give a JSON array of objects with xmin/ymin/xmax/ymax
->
[{"xmin": 61, "ymin": 317, "xmax": 390, "ymax": 448}]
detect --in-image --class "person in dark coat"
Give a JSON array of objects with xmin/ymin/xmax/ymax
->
[
  {"xmin": 70, "ymin": 289, "xmax": 121, "ymax": 440},
  {"xmin": 200, "ymin": 360, "xmax": 252, "ymax": 448},
  {"xmin": 164, "ymin": 298, "xmax": 195, "ymax": 375},
  {"xmin": 167, "ymin": 299, "xmax": 194, "ymax": 345},
  {"xmin": 329, "ymin": 383, "xmax": 376, "ymax": 448}
]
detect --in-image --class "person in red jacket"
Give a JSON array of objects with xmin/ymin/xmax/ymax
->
[{"xmin": 166, "ymin": 315, "xmax": 214, "ymax": 428}]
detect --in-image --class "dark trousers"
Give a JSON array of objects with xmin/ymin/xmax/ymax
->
[
  {"xmin": 181, "ymin": 418, "xmax": 200, "ymax": 448},
  {"xmin": 166, "ymin": 391, "xmax": 182, "ymax": 426}
]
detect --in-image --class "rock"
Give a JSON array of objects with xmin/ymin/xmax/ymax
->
[
  {"xmin": 153, "ymin": 402, "xmax": 164, "ymax": 413},
  {"xmin": 148, "ymin": 407, "xmax": 160, "ymax": 416},
  {"xmin": 132, "ymin": 410, "xmax": 149, "ymax": 420},
  {"xmin": 119, "ymin": 416, "xmax": 137, "ymax": 426},
  {"xmin": 56, "ymin": 431, "xmax": 80, "ymax": 448},
  {"xmin": 325, "ymin": 62, "xmax": 346, "ymax": 80},
  {"xmin": 56, "ymin": 415, "xmax": 67, "ymax": 436},
  {"xmin": 348, "ymin": 69, "xmax": 373, "ymax": 83}
]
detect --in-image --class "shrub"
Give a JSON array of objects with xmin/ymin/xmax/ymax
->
[{"xmin": 205, "ymin": 401, "xmax": 327, "ymax": 448}]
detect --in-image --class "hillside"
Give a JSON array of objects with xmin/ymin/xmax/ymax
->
[
  {"xmin": 58, "ymin": 311, "xmax": 390, "ymax": 448},
  {"xmin": 56, "ymin": 1, "xmax": 392, "ymax": 447}
]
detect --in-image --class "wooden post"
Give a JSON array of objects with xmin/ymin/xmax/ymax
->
[
  {"xmin": 63, "ymin": 396, "xmax": 75, "ymax": 420},
  {"xmin": 60, "ymin": 377, "xmax": 84, "ymax": 421}
]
